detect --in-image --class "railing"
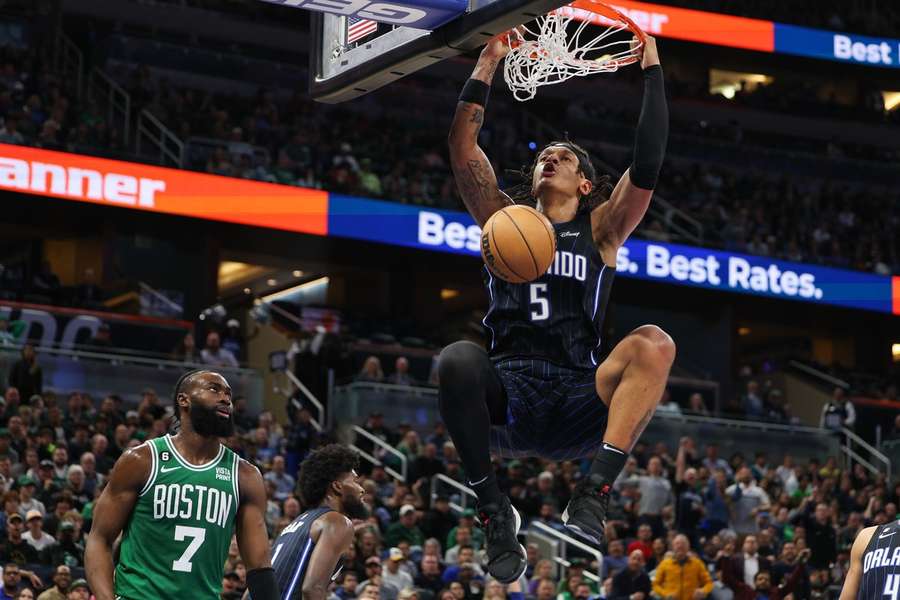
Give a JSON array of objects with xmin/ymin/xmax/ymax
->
[
  {"xmin": 285, "ymin": 370, "xmax": 325, "ymax": 432},
  {"xmin": 0, "ymin": 345, "xmax": 264, "ymax": 411},
  {"xmin": 55, "ymin": 32, "xmax": 83, "ymax": 99},
  {"xmin": 88, "ymin": 68, "xmax": 131, "ymax": 145},
  {"xmin": 529, "ymin": 521, "xmax": 603, "ymax": 582},
  {"xmin": 519, "ymin": 110, "xmax": 703, "ymax": 245},
  {"xmin": 788, "ymin": 360, "xmax": 850, "ymax": 389},
  {"xmin": 136, "ymin": 109, "xmax": 184, "ymax": 167},
  {"xmin": 349, "ymin": 425, "xmax": 408, "ymax": 482},
  {"xmin": 842, "ymin": 426, "xmax": 891, "ymax": 480},
  {"xmin": 430, "ymin": 473, "xmax": 477, "ymax": 514}
]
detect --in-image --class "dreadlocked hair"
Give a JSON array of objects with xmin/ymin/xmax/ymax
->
[
  {"xmin": 298, "ymin": 444, "xmax": 360, "ymax": 508},
  {"xmin": 505, "ymin": 138, "xmax": 612, "ymax": 215},
  {"xmin": 171, "ymin": 369, "xmax": 211, "ymax": 423}
]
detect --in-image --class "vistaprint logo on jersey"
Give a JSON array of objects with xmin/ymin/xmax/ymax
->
[{"xmin": 215, "ymin": 467, "xmax": 231, "ymax": 482}]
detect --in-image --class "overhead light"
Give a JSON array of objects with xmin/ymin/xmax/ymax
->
[
  {"xmin": 893, "ymin": 343, "xmax": 900, "ymax": 362},
  {"xmin": 243, "ymin": 287, "xmax": 251, "ymax": 294},
  {"xmin": 261, "ymin": 277, "xmax": 329, "ymax": 303},
  {"xmin": 267, "ymin": 278, "xmax": 277, "ymax": 286},
  {"xmin": 884, "ymin": 91, "xmax": 900, "ymax": 111},
  {"xmin": 441, "ymin": 288, "xmax": 460, "ymax": 300},
  {"xmin": 293, "ymin": 270, "xmax": 303, "ymax": 277},
  {"xmin": 738, "ymin": 327, "xmax": 751, "ymax": 336}
]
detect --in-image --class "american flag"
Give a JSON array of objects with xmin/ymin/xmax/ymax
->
[{"xmin": 347, "ymin": 16, "xmax": 378, "ymax": 43}]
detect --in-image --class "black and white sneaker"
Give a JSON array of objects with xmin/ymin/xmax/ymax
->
[
  {"xmin": 477, "ymin": 498, "xmax": 527, "ymax": 583},
  {"xmin": 561, "ymin": 474, "xmax": 611, "ymax": 546}
]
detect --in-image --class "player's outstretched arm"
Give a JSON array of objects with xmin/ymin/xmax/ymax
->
[
  {"xmin": 448, "ymin": 34, "xmax": 514, "ymax": 227},
  {"xmin": 591, "ymin": 36, "xmax": 668, "ymax": 257},
  {"xmin": 301, "ymin": 512, "xmax": 355, "ymax": 600},
  {"xmin": 85, "ymin": 445, "xmax": 151, "ymax": 600},
  {"xmin": 236, "ymin": 459, "xmax": 279, "ymax": 599},
  {"xmin": 839, "ymin": 525, "xmax": 876, "ymax": 600}
]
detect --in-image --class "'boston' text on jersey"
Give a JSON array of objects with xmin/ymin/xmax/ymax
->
[{"xmin": 152, "ymin": 483, "xmax": 233, "ymax": 528}]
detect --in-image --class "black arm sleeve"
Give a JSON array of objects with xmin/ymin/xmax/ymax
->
[
  {"xmin": 629, "ymin": 64, "xmax": 668, "ymax": 190},
  {"xmin": 246, "ymin": 567, "xmax": 279, "ymax": 600}
]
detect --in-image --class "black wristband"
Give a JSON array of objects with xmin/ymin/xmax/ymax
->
[
  {"xmin": 246, "ymin": 567, "xmax": 279, "ymax": 600},
  {"xmin": 459, "ymin": 78, "xmax": 491, "ymax": 108}
]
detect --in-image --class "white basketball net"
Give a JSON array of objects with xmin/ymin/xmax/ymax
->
[{"xmin": 503, "ymin": 3, "xmax": 644, "ymax": 101}]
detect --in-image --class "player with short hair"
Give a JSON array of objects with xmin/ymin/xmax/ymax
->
[
  {"xmin": 269, "ymin": 444, "xmax": 369, "ymax": 599},
  {"xmin": 85, "ymin": 369, "xmax": 279, "ymax": 600},
  {"xmin": 839, "ymin": 520, "xmax": 900, "ymax": 599},
  {"xmin": 442, "ymin": 33, "xmax": 671, "ymax": 582}
]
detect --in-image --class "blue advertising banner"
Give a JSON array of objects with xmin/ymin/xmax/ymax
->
[
  {"xmin": 774, "ymin": 23, "xmax": 899, "ymax": 68},
  {"xmin": 328, "ymin": 196, "xmax": 899, "ymax": 314}
]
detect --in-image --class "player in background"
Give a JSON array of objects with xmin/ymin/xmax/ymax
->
[
  {"xmin": 442, "ymin": 32, "xmax": 671, "ymax": 582},
  {"xmin": 85, "ymin": 370, "xmax": 279, "ymax": 600},
  {"xmin": 839, "ymin": 519, "xmax": 900, "ymax": 599},
  {"xmin": 268, "ymin": 444, "xmax": 368, "ymax": 599}
]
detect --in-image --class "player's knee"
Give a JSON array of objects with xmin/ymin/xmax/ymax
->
[
  {"xmin": 629, "ymin": 324, "xmax": 676, "ymax": 367},
  {"xmin": 438, "ymin": 341, "xmax": 487, "ymax": 383}
]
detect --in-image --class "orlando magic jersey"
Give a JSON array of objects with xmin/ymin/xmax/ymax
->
[
  {"xmin": 858, "ymin": 521, "xmax": 900, "ymax": 600},
  {"xmin": 271, "ymin": 507, "xmax": 343, "ymax": 599},
  {"xmin": 483, "ymin": 212, "xmax": 615, "ymax": 370}
]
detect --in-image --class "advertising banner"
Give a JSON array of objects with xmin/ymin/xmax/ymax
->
[
  {"xmin": 328, "ymin": 197, "xmax": 899, "ymax": 314},
  {"xmin": 0, "ymin": 144, "xmax": 329, "ymax": 235}
]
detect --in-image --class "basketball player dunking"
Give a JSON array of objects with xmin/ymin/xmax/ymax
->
[
  {"xmin": 442, "ymin": 34, "xmax": 671, "ymax": 582},
  {"xmin": 269, "ymin": 445, "xmax": 369, "ymax": 599},
  {"xmin": 839, "ymin": 520, "xmax": 900, "ymax": 599},
  {"xmin": 85, "ymin": 370, "xmax": 279, "ymax": 600}
]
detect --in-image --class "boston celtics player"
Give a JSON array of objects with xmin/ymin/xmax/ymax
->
[{"xmin": 85, "ymin": 370, "xmax": 279, "ymax": 600}]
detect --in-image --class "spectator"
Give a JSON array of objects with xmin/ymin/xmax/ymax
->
[
  {"xmin": 16, "ymin": 480, "xmax": 43, "ymax": 520},
  {"xmin": 446, "ymin": 511, "xmax": 483, "ymax": 552},
  {"xmin": 35, "ymin": 565, "xmax": 70, "ymax": 600},
  {"xmin": 7, "ymin": 346, "xmax": 41, "ymax": 402},
  {"xmin": 415, "ymin": 554, "xmax": 445, "ymax": 596},
  {"xmin": 717, "ymin": 547, "xmax": 809, "ymax": 600},
  {"xmin": 729, "ymin": 535, "xmax": 771, "ymax": 587},
  {"xmin": 21, "ymin": 511, "xmax": 53, "ymax": 554},
  {"xmin": 421, "ymin": 495, "xmax": 456, "ymax": 545},
  {"xmin": 636, "ymin": 457, "xmax": 672, "ymax": 536},
  {"xmin": 171, "ymin": 332, "xmax": 200, "ymax": 363},
  {"xmin": 686, "ymin": 393, "xmax": 709, "ymax": 416},
  {"xmin": 741, "ymin": 381, "xmax": 765, "ymax": 419},
  {"xmin": 819, "ymin": 387, "xmax": 856, "ymax": 431},
  {"xmin": 383, "ymin": 547, "xmax": 415, "ymax": 593},
  {"xmin": 651, "ymin": 535, "xmax": 713, "ymax": 600},
  {"xmin": 43, "ymin": 521, "xmax": 83, "ymax": 567},
  {"xmin": 330, "ymin": 571, "xmax": 359, "ymax": 600},
  {"xmin": 389, "ymin": 358, "xmax": 414, "ymax": 386},
  {"xmin": 385, "ymin": 505, "xmax": 425, "ymax": 548},
  {"xmin": 626, "ymin": 524, "xmax": 653, "ymax": 562},
  {"xmin": 0, "ymin": 564, "xmax": 22, "ymax": 600},
  {"xmin": 0, "ymin": 514, "xmax": 38, "ymax": 566},
  {"xmin": 655, "ymin": 389, "xmax": 682, "ymax": 415},
  {"xmin": 533, "ymin": 578, "xmax": 556, "ymax": 600},
  {"xmin": 15, "ymin": 588, "xmax": 34, "ymax": 600},
  {"xmin": 358, "ymin": 357, "xmax": 385, "ymax": 382},
  {"xmin": 726, "ymin": 468, "xmax": 771, "ymax": 535},
  {"xmin": 263, "ymin": 455, "xmax": 296, "ymax": 502},
  {"xmin": 602, "ymin": 540, "xmax": 627, "ymax": 578},
  {"xmin": 441, "ymin": 546, "xmax": 484, "ymax": 583},
  {"xmin": 798, "ymin": 502, "xmax": 837, "ymax": 570},
  {"xmin": 62, "ymin": 579, "xmax": 88, "ymax": 600},
  {"xmin": 200, "ymin": 332, "xmax": 239, "ymax": 368},
  {"xmin": 702, "ymin": 445, "xmax": 732, "ymax": 478},
  {"xmin": 610, "ymin": 550, "xmax": 651, "ymax": 600}
]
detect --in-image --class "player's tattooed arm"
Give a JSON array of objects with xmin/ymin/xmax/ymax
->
[
  {"xmin": 85, "ymin": 445, "xmax": 152, "ymax": 600},
  {"xmin": 629, "ymin": 407, "xmax": 655, "ymax": 449},
  {"xmin": 448, "ymin": 36, "xmax": 513, "ymax": 227}
]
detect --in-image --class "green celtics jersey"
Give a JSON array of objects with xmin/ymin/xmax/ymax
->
[{"xmin": 115, "ymin": 435, "xmax": 240, "ymax": 600}]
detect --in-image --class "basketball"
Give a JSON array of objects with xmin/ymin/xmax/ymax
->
[{"xmin": 481, "ymin": 205, "xmax": 557, "ymax": 283}]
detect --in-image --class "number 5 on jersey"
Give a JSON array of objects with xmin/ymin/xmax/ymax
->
[{"xmin": 530, "ymin": 283, "xmax": 549, "ymax": 321}]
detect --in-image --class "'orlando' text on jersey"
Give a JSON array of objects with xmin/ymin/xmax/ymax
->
[{"xmin": 483, "ymin": 212, "xmax": 614, "ymax": 369}]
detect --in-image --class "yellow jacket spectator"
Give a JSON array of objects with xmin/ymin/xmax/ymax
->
[{"xmin": 652, "ymin": 535, "xmax": 713, "ymax": 600}]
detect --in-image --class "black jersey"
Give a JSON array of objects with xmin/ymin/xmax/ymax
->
[
  {"xmin": 858, "ymin": 521, "xmax": 900, "ymax": 599},
  {"xmin": 272, "ymin": 507, "xmax": 343, "ymax": 599},
  {"xmin": 483, "ymin": 212, "xmax": 615, "ymax": 370}
]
